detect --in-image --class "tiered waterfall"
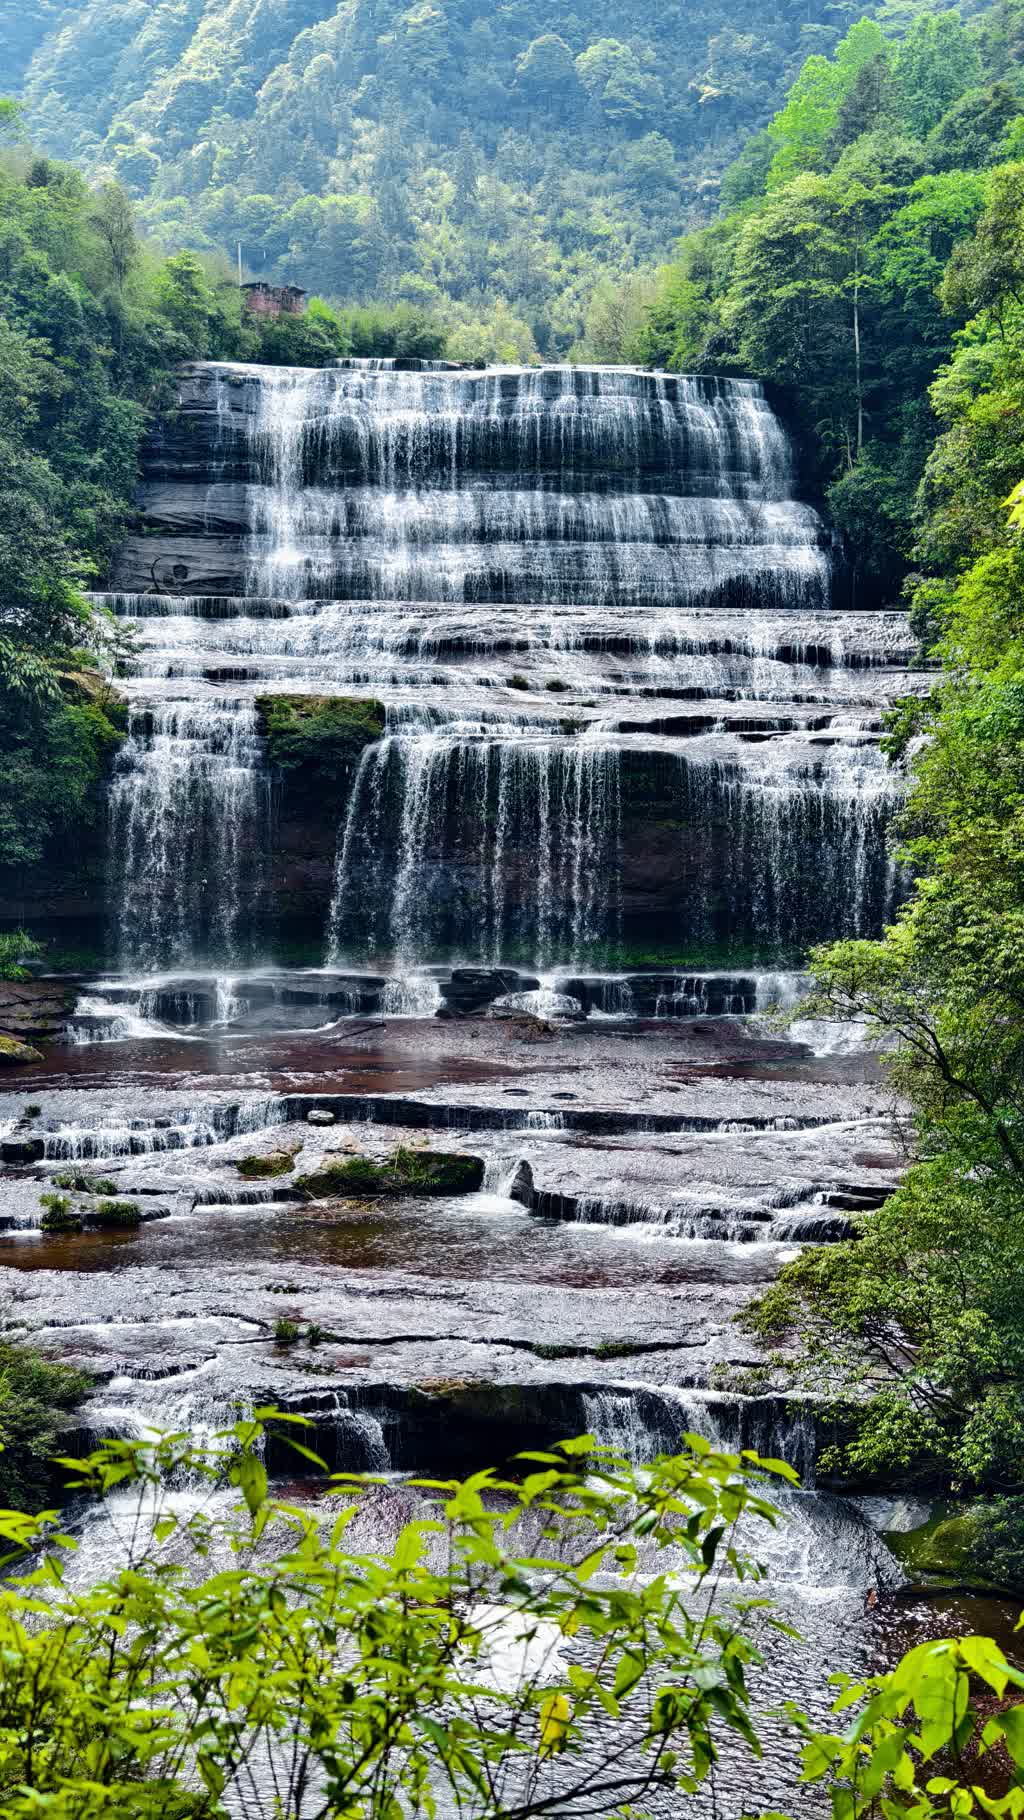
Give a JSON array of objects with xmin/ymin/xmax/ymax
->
[{"xmin": 96, "ymin": 359, "xmax": 914, "ymax": 992}]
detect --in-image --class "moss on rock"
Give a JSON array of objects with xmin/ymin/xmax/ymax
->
[
  {"xmin": 237, "ymin": 1152, "xmax": 295, "ymax": 1180},
  {"xmin": 0, "ymin": 1034, "xmax": 44, "ymax": 1068},
  {"xmin": 295, "ymin": 1147, "xmax": 485, "ymax": 1200},
  {"xmin": 256, "ymin": 695, "xmax": 385, "ymax": 790},
  {"xmin": 887, "ymin": 1500, "xmax": 1024, "ymax": 1594}
]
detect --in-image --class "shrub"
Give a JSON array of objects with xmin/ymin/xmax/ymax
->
[
  {"xmin": 89, "ymin": 1199, "xmax": 142, "ymax": 1228},
  {"xmin": 52, "ymin": 1169, "xmax": 117, "ymax": 1193},
  {"xmin": 273, "ymin": 1317, "xmax": 300, "ymax": 1345},
  {"xmin": 0, "ymin": 1422, "xmax": 794, "ymax": 1814},
  {"xmin": 0, "ymin": 1340, "xmax": 89, "ymax": 1509},
  {"xmin": 38, "ymin": 1192, "xmax": 82, "ymax": 1233},
  {"xmin": 507, "ymin": 673, "xmax": 530, "ymax": 690},
  {"xmin": 0, "ymin": 931, "xmax": 43, "ymax": 981},
  {"xmin": 0, "ymin": 1421, "xmax": 1015, "ymax": 1817}
]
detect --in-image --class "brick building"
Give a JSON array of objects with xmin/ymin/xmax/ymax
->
[{"xmin": 241, "ymin": 282, "xmax": 308, "ymax": 319}]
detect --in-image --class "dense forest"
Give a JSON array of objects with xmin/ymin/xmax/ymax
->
[{"xmin": 5, "ymin": 0, "xmax": 898, "ymax": 359}]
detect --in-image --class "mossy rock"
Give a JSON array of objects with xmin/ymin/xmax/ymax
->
[
  {"xmin": 237, "ymin": 1153, "xmax": 295, "ymax": 1179},
  {"xmin": 256, "ymin": 695, "xmax": 385, "ymax": 787},
  {"xmin": 889, "ymin": 1505, "xmax": 997, "ymax": 1587},
  {"xmin": 295, "ymin": 1148, "xmax": 485, "ymax": 1200},
  {"xmin": 0, "ymin": 1034, "xmax": 44, "ymax": 1068}
]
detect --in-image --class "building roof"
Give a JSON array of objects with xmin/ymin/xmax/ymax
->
[{"xmin": 240, "ymin": 280, "xmax": 308, "ymax": 296}]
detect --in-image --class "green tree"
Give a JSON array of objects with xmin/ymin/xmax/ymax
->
[
  {"xmin": 893, "ymin": 10, "xmax": 981, "ymax": 139},
  {"xmin": 515, "ymin": 34, "xmax": 578, "ymax": 98},
  {"xmin": 765, "ymin": 19, "xmax": 887, "ymax": 188},
  {"xmin": 0, "ymin": 1420, "xmax": 796, "ymax": 1816}
]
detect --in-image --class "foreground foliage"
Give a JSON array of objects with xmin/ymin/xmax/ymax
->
[
  {"xmin": 0, "ymin": 1420, "xmax": 800, "ymax": 1816},
  {"xmin": 0, "ymin": 1421, "xmax": 1023, "ymax": 1816}
]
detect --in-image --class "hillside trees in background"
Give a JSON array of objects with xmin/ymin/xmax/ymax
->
[
  {"xmin": 5, "ymin": 0, "xmax": 884, "ymax": 353},
  {"xmin": 634, "ymin": 1, "xmax": 1024, "ymax": 606}
]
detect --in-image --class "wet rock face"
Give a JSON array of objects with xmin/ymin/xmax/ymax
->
[{"xmin": 0, "ymin": 979, "xmax": 78, "ymax": 1042}]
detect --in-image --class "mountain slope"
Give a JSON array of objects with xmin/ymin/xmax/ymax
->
[{"xmin": 8, "ymin": 0, "xmax": 878, "ymax": 350}]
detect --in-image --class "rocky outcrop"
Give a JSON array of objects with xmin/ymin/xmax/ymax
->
[{"xmin": 0, "ymin": 977, "xmax": 78, "ymax": 1054}]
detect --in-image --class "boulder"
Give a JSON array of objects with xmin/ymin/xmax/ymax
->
[
  {"xmin": 440, "ymin": 969, "xmax": 536, "ymax": 1016},
  {"xmin": 505, "ymin": 1160, "xmax": 535, "ymax": 1208},
  {"xmin": 1, "ymin": 1135, "xmax": 45, "ymax": 1164},
  {"xmin": 0, "ymin": 1034, "xmax": 44, "ymax": 1068}
]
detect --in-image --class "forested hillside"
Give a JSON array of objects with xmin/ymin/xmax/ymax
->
[{"xmin": 6, "ymin": 0, "xmax": 890, "ymax": 357}]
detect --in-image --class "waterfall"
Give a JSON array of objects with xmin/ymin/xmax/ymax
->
[
  {"xmin": 95, "ymin": 359, "xmax": 915, "ymax": 978},
  {"xmin": 328, "ymin": 732, "xmax": 622, "ymax": 968},
  {"xmin": 108, "ymin": 698, "xmax": 270, "ymax": 971}
]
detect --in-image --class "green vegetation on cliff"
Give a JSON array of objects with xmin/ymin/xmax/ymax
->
[
  {"xmin": 0, "ymin": 145, "xmax": 241, "ymax": 910},
  {"xmin": 256, "ymin": 693, "xmax": 386, "ymax": 789}
]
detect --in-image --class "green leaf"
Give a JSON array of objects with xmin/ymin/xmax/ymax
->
[{"xmin": 232, "ymin": 1453, "xmax": 268, "ymax": 1517}]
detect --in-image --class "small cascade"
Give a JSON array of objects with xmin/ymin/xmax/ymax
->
[
  {"xmin": 580, "ymin": 1387, "xmax": 817, "ymax": 1483},
  {"xmin": 328, "ymin": 733, "xmax": 622, "ymax": 968},
  {"xmin": 108, "ymin": 698, "xmax": 270, "ymax": 970},
  {"xmin": 379, "ymin": 974, "xmax": 444, "ymax": 1017},
  {"xmin": 37, "ymin": 1097, "xmax": 285, "ymax": 1160}
]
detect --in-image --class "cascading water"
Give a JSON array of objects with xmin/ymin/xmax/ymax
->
[
  {"xmin": 107, "ymin": 698, "xmax": 270, "ymax": 970},
  {"xmin": 93, "ymin": 358, "xmax": 915, "ymax": 982},
  {"xmin": 327, "ymin": 732, "xmax": 622, "ymax": 967}
]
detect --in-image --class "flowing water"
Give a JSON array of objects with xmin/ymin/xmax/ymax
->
[{"xmin": 2, "ymin": 362, "xmax": 996, "ymax": 1812}]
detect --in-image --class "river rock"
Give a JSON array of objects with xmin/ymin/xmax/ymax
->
[
  {"xmin": 505, "ymin": 1160, "xmax": 535, "ymax": 1208},
  {"xmin": 0, "ymin": 1034, "xmax": 44, "ymax": 1068},
  {"xmin": 0, "ymin": 977, "xmax": 78, "ymax": 1040},
  {"xmin": 0, "ymin": 1134, "xmax": 45, "ymax": 1163}
]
